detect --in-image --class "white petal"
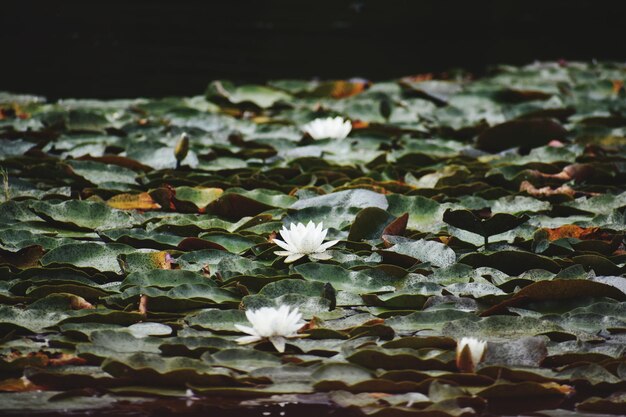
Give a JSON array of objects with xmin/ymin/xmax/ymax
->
[
  {"xmin": 305, "ymin": 223, "xmax": 325, "ymax": 248},
  {"xmin": 316, "ymin": 224, "xmax": 328, "ymax": 243},
  {"xmin": 316, "ymin": 239, "xmax": 339, "ymax": 252},
  {"xmin": 234, "ymin": 324, "xmax": 258, "ymax": 336},
  {"xmin": 284, "ymin": 253, "xmax": 306, "ymax": 263},
  {"xmin": 236, "ymin": 335, "xmax": 262, "ymax": 345},
  {"xmin": 299, "ymin": 225, "xmax": 318, "ymax": 253},
  {"xmin": 309, "ymin": 252, "xmax": 332, "ymax": 260},
  {"xmin": 272, "ymin": 238, "xmax": 293, "ymax": 252},
  {"xmin": 296, "ymin": 222, "xmax": 307, "ymax": 235},
  {"xmin": 279, "ymin": 228, "xmax": 298, "ymax": 250},
  {"xmin": 244, "ymin": 309, "xmax": 257, "ymax": 324},
  {"xmin": 286, "ymin": 309, "xmax": 302, "ymax": 333},
  {"xmin": 288, "ymin": 226, "xmax": 305, "ymax": 250},
  {"xmin": 269, "ymin": 336, "xmax": 286, "ymax": 353},
  {"xmin": 274, "ymin": 250, "xmax": 295, "ymax": 256}
]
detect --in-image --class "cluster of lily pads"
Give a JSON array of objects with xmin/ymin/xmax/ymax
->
[{"xmin": 0, "ymin": 61, "xmax": 625, "ymax": 416}]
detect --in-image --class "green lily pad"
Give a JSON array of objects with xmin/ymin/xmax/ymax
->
[
  {"xmin": 382, "ymin": 237, "xmax": 456, "ymax": 268},
  {"xmin": 443, "ymin": 209, "xmax": 530, "ymax": 242},
  {"xmin": 207, "ymin": 81, "xmax": 292, "ymax": 108},
  {"xmin": 295, "ymin": 263, "xmax": 397, "ymax": 294},
  {"xmin": 442, "ymin": 316, "xmax": 570, "ymax": 340},
  {"xmin": 30, "ymin": 200, "xmax": 137, "ymax": 231},
  {"xmin": 41, "ymin": 242, "xmax": 135, "ymax": 275}
]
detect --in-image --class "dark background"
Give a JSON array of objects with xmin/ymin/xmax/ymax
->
[{"xmin": 0, "ymin": 0, "xmax": 623, "ymax": 99}]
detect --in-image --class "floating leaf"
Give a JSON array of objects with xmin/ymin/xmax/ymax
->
[
  {"xmin": 107, "ymin": 192, "xmax": 161, "ymax": 210},
  {"xmin": 443, "ymin": 209, "xmax": 529, "ymax": 243},
  {"xmin": 30, "ymin": 200, "xmax": 136, "ymax": 231},
  {"xmin": 174, "ymin": 186, "xmax": 223, "ymax": 211},
  {"xmin": 442, "ymin": 316, "xmax": 569, "ymax": 340},
  {"xmin": 41, "ymin": 243, "xmax": 135, "ymax": 275},
  {"xmin": 459, "ymin": 250, "xmax": 561, "ymax": 275},
  {"xmin": 382, "ymin": 237, "xmax": 456, "ymax": 268},
  {"xmin": 208, "ymin": 81, "xmax": 292, "ymax": 108},
  {"xmin": 476, "ymin": 118, "xmax": 568, "ymax": 152}
]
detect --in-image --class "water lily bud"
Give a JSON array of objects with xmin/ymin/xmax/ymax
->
[
  {"xmin": 379, "ymin": 97, "xmax": 392, "ymax": 121},
  {"xmin": 69, "ymin": 295, "xmax": 94, "ymax": 310},
  {"xmin": 174, "ymin": 133, "xmax": 189, "ymax": 168},
  {"xmin": 323, "ymin": 282, "xmax": 337, "ymax": 311},
  {"xmin": 456, "ymin": 337, "xmax": 487, "ymax": 373}
]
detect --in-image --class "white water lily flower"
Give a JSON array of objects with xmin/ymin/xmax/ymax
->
[
  {"xmin": 272, "ymin": 221, "xmax": 339, "ymax": 263},
  {"xmin": 302, "ymin": 116, "xmax": 352, "ymax": 140},
  {"xmin": 456, "ymin": 337, "xmax": 487, "ymax": 373},
  {"xmin": 235, "ymin": 305, "xmax": 305, "ymax": 352}
]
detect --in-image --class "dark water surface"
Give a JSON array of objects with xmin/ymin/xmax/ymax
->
[
  {"xmin": 0, "ymin": 395, "xmax": 352, "ymax": 417},
  {"xmin": 1, "ymin": 0, "xmax": 624, "ymax": 99}
]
